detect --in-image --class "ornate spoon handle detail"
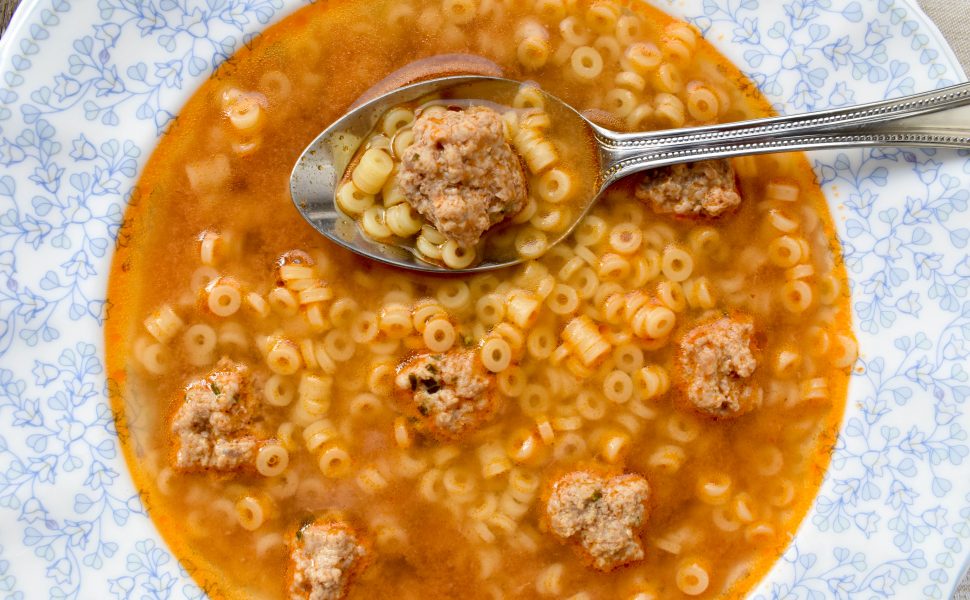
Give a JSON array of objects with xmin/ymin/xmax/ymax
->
[{"xmin": 597, "ymin": 82, "xmax": 970, "ymax": 185}]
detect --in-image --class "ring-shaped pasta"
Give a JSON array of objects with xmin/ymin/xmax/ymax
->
[
  {"xmin": 575, "ymin": 391, "xmax": 606, "ymax": 420},
  {"xmin": 574, "ymin": 215, "xmax": 607, "ymax": 247},
  {"xmin": 475, "ymin": 293, "xmax": 506, "ymax": 326},
  {"xmin": 625, "ymin": 42, "xmax": 662, "ymax": 74},
  {"xmin": 570, "ymin": 46, "xmax": 604, "ymax": 81},
  {"xmin": 267, "ymin": 339, "xmax": 302, "ymax": 375},
  {"xmin": 661, "ymin": 246, "xmax": 694, "ymax": 282},
  {"xmin": 559, "ymin": 16, "xmax": 590, "ymax": 46},
  {"xmin": 653, "ymin": 92, "xmax": 686, "ymax": 127},
  {"xmin": 441, "ymin": 240, "xmax": 476, "ymax": 269},
  {"xmin": 437, "ymin": 280, "xmax": 472, "ymax": 311},
  {"xmin": 585, "ymin": 1, "xmax": 618, "ymax": 34},
  {"xmin": 534, "ymin": 0, "xmax": 565, "ymax": 21},
  {"xmin": 519, "ymin": 384, "xmax": 551, "ymax": 416},
  {"xmin": 604, "ymin": 87, "xmax": 637, "ymax": 118},
  {"xmin": 603, "ymin": 369, "xmax": 634, "ymax": 403},
  {"xmin": 695, "ymin": 472, "xmax": 732, "ymax": 505},
  {"xmin": 361, "ymin": 206, "xmax": 392, "ymax": 240},
  {"xmin": 518, "ymin": 37, "xmax": 551, "ymax": 70},
  {"xmin": 381, "ymin": 204, "xmax": 421, "ymax": 239},
  {"xmin": 183, "ymin": 324, "xmax": 217, "ymax": 356},
  {"xmin": 350, "ymin": 311, "xmax": 379, "ymax": 344},
  {"xmin": 514, "ymin": 228, "xmax": 549, "ymax": 260},
  {"xmin": 264, "ymin": 374, "xmax": 296, "ymax": 407},
  {"xmin": 609, "ymin": 222, "xmax": 644, "ymax": 254},
  {"xmin": 781, "ymin": 280, "xmax": 813, "ymax": 313},
  {"xmin": 546, "ymin": 283, "xmax": 580, "ymax": 316},
  {"xmin": 256, "ymin": 444, "xmax": 289, "ymax": 477},
  {"xmin": 612, "ymin": 343, "xmax": 645, "ymax": 373},
  {"xmin": 258, "ymin": 70, "xmax": 292, "ymax": 104},
  {"xmin": 235, "ymin": 497, "xmax": 265, "ymax": 531},
  {"xmin": 513, "ymin": 85, "xmax": 546, "ymax": 110},
  {"xmin": 767, "ymin": 235, "xmax": 803, "ymax": 268},
  {"xmin": 207, "ymin": 282, "xmax": 242, "ymax": 317},
  {"xmin": 335, "ymin": 182, "xmax": 375, "ymax": 216},
  {"xmin": 442, "ymin": 0, "xmax": 476, "ymax": 24},
  {"xmin": 531, "ymin": 206, "xmax": 571, "ymax": 233},
  {"xmin": 686, "ymin": 84, "xmax": 719, "ymax": 121},
  {"xmin": 675, "ymin": 559, "xmax": 710, "ymax": 596},
  {"xmin": 481, "ymin": 337, "xmax": 513, "ymax": 373},
  {"xmin": 593, "ymin": 35, "xmax": 621, "ymax": 64},
  {"xmin": 536, "ymin": 168, "xmax": 574, "ymax": 204},
  {"xmin": 323, "ymin": 329, "xmax": 355, "ymax": 362},
  {"xmin": 423, "ymin": 318, "xmax": 456, "ymax": 353},
  {"xmin": 616, "ymin": 15, "xmax": 642, "ymax": 44},
  {"xmin": 497, "ymin": 366, "xmax": 527, "ymax": 397},
  {"xmin": 351, "ymin": 148, "xmax": 394, "ymax": 195},
  {"xmin": 319, "ymin": 444, "xmax": 352, "ymax": 478},
  {"xmin": 382, "ymin": 107, "xmax": 415, "ymax": 136},
  {"xmin": 657, "ymin": 280, "xmax": 687, "ymax": 312}
]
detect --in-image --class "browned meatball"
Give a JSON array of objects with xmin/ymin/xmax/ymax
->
[
  {"xmin": 170, "ymin": 358, "xmax": 263, "ymax": 472},
  {"xmin": 288, "ymin": 520, "xmax": 369, "ymax": 600},
  {"xmin": 395, "ymin": 350, "xmax": 496, "ymax": 440},
  {"xmin": 676, "ymin": 316, "xmax": 759, "ymax": 418},
  {"xmin": 545, "ymin": 470, "xmax": 651, "ymax": 571},
  {"xmin": 636, "ymin": 159, "xmax": 741, "ymax": 218},
  {"xmin": 399, "ymin": 106, "xmax": 528, "ymax": 247}
]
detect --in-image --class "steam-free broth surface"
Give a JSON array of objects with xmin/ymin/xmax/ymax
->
[{"xmin": 105, "ymin": 1, "xmax": 857, "ymax": 598}]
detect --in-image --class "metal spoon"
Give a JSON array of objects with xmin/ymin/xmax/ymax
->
[{"xmin": 290, "ymin": 75, "xmax": 970, "ymax": 274}]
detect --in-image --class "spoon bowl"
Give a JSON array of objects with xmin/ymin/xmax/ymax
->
[
  {"xmin": 291, "ymin": 75, "xmax": 970, "ymax": 274},
  {"xmin": 289, "ymin": 76, "xmax": 596, "ymax": 274}
]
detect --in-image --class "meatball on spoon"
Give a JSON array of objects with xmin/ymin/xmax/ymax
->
[{"xmin": 291, "ymin": 75, "xmax": 970, "ymax": 273}]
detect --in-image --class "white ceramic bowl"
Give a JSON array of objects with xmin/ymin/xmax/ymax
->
[{"xmin": 0, "ymin": 0, "xmax": 968, "ymax": 597}]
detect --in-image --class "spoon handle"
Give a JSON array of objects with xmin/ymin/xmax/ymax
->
[{"xmin": 596, "ymin": 82, "xmax": 970, "ymax": 186}]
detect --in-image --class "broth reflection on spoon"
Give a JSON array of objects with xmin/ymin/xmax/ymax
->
[{"xmin": 290, "ymin": 75, "xmax": 970, "ymax": 274}]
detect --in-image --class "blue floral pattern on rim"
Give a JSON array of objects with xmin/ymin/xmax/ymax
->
[{"xmin": 0, "ymin": 0, "xmax": 968, "ymax": 597}]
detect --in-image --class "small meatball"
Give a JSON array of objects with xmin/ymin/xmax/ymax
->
[
  {"xmin": 289, "ymin": 521, "xmax": 369, "ymax": 600},
  {"xmin": 399, "ymin": 106, "xmax": 528, "ymax": 247},
  {"xmin": 635, "ymin": 159, "xmax": 741, "ymax": 218},
  {"xmin": 395, "ymin": 350, "xmax": 496, "ymax": 439},
  {"xmin": 545, "ymin": 471, "xmax": 651, "ymax": 571},
  {"xmin": 676, "ymin": 316, "xmax": 759, "ymax": 418},
  {"xmin": 170, "ymin": 358, "xmax": 262, "ymax": 471}
]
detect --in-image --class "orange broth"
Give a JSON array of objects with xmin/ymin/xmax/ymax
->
[{"xmin": 105, "ymin": 1, "xmax": 856, "ymax": 598}]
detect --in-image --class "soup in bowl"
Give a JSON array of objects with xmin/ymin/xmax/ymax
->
[{"xmin": 105, "ymin": 0, "xmax": 858, "ymax": 598}]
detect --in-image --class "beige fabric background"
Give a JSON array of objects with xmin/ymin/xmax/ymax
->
[
  {"xmin": 919, "ymin": 0, "xmax": 970, "ymax": 76},
  {"xmin": 0, "ymin": 0, "xmax": 15, "ymax": 36},
  {"xmin": 0, "ymin": 0, "xmax": 968, "ymax": 597}
]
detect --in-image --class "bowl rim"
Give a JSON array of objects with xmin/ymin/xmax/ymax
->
[{"xmin": 0, "ymin": 0, "xmax": 968, "ymax": 597}]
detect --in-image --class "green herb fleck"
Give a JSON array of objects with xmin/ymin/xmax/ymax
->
[
  {"xmin": 408, "ymin": 373, "xmax": 418, "ymax": 391},
  {"xmin": 426, "ymin": 363, "xmax": 438, "ymax": 374},
  {"xmin": 210, "ymin": 382, "xmax": 221, "ymax": 396},
  {"xmin": 421, "ymin": 377, "xmax": 441, "ymax": 395},
  {"xmin": 296, "ymin": 515, "xmax": 315, "ymax": 541},
  {"xmin": 462, "ymin": 335, "xmax": 475, "ymax": 347},
  {"xmin": 588, "ymin": 490, "xmax": 603, "ymax": 503}
]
